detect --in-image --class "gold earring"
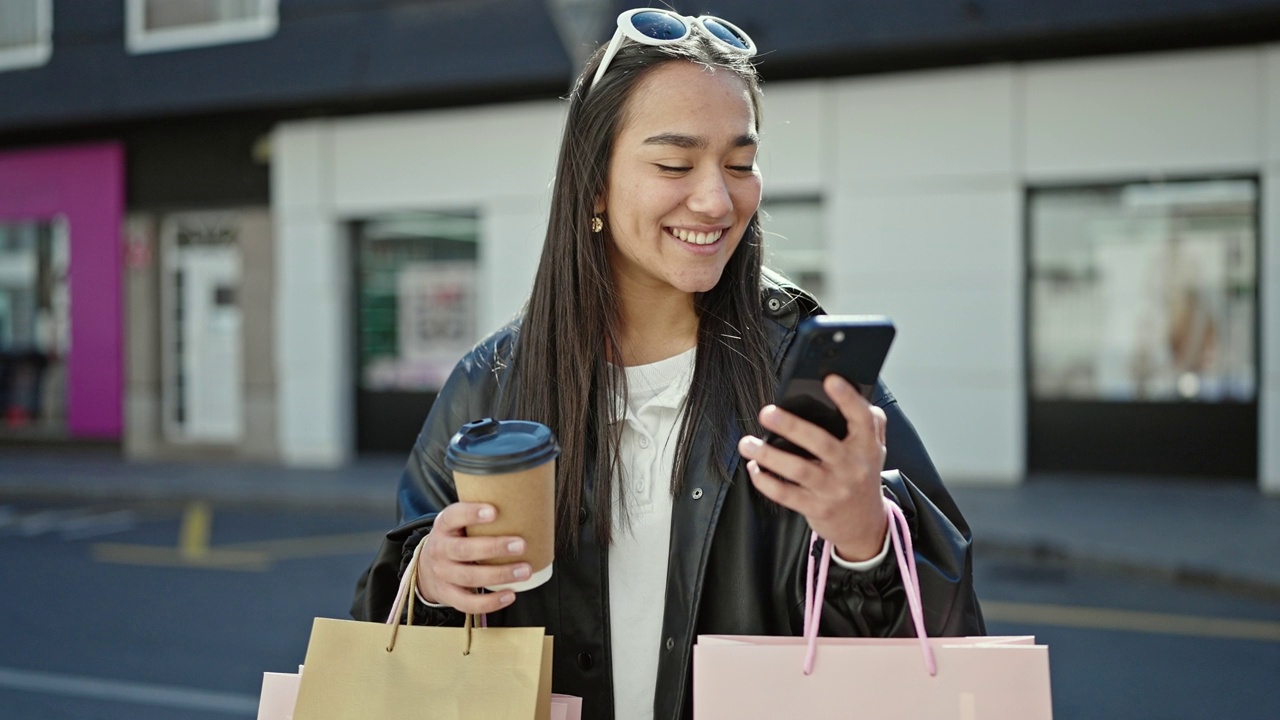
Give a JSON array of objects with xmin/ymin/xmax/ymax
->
[{"xmin": 590, "ymin": 215, "xmax": 604, "ymax": 233}]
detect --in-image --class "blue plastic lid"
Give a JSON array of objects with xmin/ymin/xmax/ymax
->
[{"xmin": 445, "ymin": 418, "xmax": 560, "ymax": 475}]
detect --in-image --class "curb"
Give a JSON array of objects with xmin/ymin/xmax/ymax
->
[{"xmin": 975, "ymin": 538, "xmax": 1280, "ymax": 604}]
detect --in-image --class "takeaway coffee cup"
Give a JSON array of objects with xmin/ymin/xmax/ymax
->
[{"xmin": 445, "ymin": 418, "xmax": 560, "ymax": 592}]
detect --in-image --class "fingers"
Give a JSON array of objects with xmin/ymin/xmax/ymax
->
[
  {"xmin": 822, "ymin": 374, "xmax": 877, "ymax": 436},
  {"xmin": 738, "ymin": 435, "xmax": 825, "ymax": 488},
  {"xmin": 432, "ymin": 501, "xmax": 495, "ymax": 535},
  {"xmin": 416, "ymin": 502, "xmax": 530, "ymax": 613},
  {"xmin": 743, "ymin": 457, "xmax": 818, "ymax": 517}
]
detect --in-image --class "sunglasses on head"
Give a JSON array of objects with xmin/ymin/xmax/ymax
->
[{"xmin": 588, "ymin": 8, "xmax": 757, "ymax": 94}]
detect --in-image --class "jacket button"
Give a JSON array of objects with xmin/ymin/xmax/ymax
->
[
  {"xmin": 766, "ymin": 297, "xmax": 783, "ymax": 313},
  {"xmin": 577, "ymin": 652, "xmax": 594, "ymax": 670},
  {"xmin": 665, "ymin": 637, "xmax": 675, "ymax": 651},
  {"xmin": 578, "ymin": 506, "xmax": 588, "ymax": 525},
  {"xmin": 691, "ymin": 488, "xmax": 703, "ymax": 500}
]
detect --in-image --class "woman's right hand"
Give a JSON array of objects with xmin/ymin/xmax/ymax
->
[{"xmin": 415, "ymin": 502, "xmax": 529, "ymax": 614}]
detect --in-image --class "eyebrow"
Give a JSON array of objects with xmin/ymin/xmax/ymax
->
[{"xmin": 642, "ymin": 132, "xmax": 759, "ymax": 149}]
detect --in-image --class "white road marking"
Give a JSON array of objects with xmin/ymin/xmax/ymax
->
[{"xmin": 0, "ymin": 666, "xmax": 258, "ymax": 715}]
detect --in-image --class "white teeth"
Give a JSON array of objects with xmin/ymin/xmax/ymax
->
[{"xmin": 670, "ymin": 228, "xmax": 723, "ymax": 245}]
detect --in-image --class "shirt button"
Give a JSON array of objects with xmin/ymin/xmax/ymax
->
[
  {"xmin": 577, "ymin": 652, "xmax": 594, "ymax": 670},
  {"xmin": 638, "ymin": 436, "xmax": 650, "ymax": 448}
]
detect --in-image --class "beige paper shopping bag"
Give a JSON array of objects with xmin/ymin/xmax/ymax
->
[
  {"xmin": 292, "ymin": 541, "xmax": 556, "ymax": 720},
  {"xmin": 694, "ymin": 498, "xmax": 1053, "ymax": 719}
]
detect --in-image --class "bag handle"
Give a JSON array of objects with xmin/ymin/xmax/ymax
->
[
  {"xmin": 803, "ymin": 496, "xmax": 937, "ymax": 676},
  {"xmin": 384, "ymin": 538, "xmax": 483, "ymax": 654}
]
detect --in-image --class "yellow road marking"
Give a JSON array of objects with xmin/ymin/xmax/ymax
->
[
  {"xmin": 983, "ymin": 600, "xmax": 1280, "ymax": 643},
  {"xmin": 178, "ymin": 501, "xmax": 211, "ymax": 561},
  {"xmin": 92, "ymin": 543, "xmax": 270, "ymax": 571},
  {"xmin": 217, "ymin": 531, "xmax": 385, "ymax": 559},
  {"xmin": 92, "ymin": 504, "xmax": 385, "ymax": 573}
]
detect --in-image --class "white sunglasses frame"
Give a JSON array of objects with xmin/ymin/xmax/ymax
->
[{"xmin": 588, "ymin": 8, "xmax": 757, "ymax": 94}]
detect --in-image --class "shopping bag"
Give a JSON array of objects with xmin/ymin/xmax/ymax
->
[
  {"xmin": 256, "ymin": 668, "xmax": 301, "ymax": 720},
  {"xmin": 260, "ymin": 666, "xmax": 582, "ymax": 720},
  {"xmin": 551, "ymin": 694, "xmax": 583, "ymax": 720},
  {"xmin": 694, "ymin": 498, "xmax": 1053, "ymax": 719},
  {"xmin": 291, "ymin": 541, "xmax": 556, "ymax": 720}
]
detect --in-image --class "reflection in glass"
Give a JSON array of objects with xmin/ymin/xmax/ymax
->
[
  {"xmin": 0, "ymin": 217, "xmax": 69, "ymax": 432},
  {"xmin": 1029, "ymin": 180, "xmax": 1257, "ymax": 403},
  {"xmin": 354, "ymin": 212, "xmax": 479, "ymax": 393},
  {"xmin": 761, "ymin": 199, "xmax": 825, "ymax": 302}
]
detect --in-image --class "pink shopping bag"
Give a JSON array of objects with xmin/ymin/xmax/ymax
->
[
  {"xmin": 257, "ymin": 667, "xmax": 302, "ymax": 720},
  {"xmin": 550, "ymin": 694, "xmax": 583, "ymax": 720},
  {"xmin": 694, "ymin": 499, "xmax": 1053, "ymax": 719}
]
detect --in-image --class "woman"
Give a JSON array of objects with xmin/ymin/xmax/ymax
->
[{"xmin": 352, "ymin": 9, "xmax": 984, "ymax": 720}]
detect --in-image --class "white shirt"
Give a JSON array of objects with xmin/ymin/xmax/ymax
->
[
  {"xmin": 607, "ymin": 348, "xmax": 890, "ymax": 720},
  {"xmin": 609, "ymin": 347, "xmax": 694, "ymax": 720}
]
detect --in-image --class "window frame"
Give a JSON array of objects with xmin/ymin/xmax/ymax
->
[
  {"xmin": 125, "ymin": 0, "xmax": 278, "ymax": 55},
  {"xmin": 0, "ymin": 0, "xmax": 53, "ymax": 72}
]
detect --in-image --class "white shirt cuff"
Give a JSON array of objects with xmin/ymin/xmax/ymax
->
[
  {"xmin": 413, "ymin": 579, "xmax": 451, "ymax": 609},
  {"xmin": 828, "ymin": 526, "xmax": 892, "ymax": 572}
]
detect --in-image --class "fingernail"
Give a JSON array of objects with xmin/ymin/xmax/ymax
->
[
  {"xmin": 478, "ymin": 506, "xmax": 495, "ymax": 521},
  {"xmin": 761, "ymin": 405, "xmax": 778, "ymax": 419},
  {"xmin": 500, "ymin": 593, "xmax": 515, "ymax": 604},
  {"xmin": 513, "ymin": 565, "xmax": 530, "ymax": 579},
  {"xmin": 507, "ymin": 540, "xmax": 525, "ymax": 555}
]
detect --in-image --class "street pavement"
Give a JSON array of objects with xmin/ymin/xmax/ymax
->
[{"xmin": 2, "ymin": 449, "xmax": 1279, "ymax": 600}]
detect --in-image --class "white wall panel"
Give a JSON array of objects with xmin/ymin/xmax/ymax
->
[
  {"xmin": 271, "ymin": 121, "xmax": 328, "ymax": 213},
  {"xmin": 1267, "ymin": 45, "xmax": 1280, "ymax": 164},
  {"xmin": 835, "ymin": 66, "xmax": 1016, "ymax": 182},
  {"xmin": 329, "ymin": 101, "xmax": 564, "ymax": 216},
  {"xmin": 829, "ymin": 186, "xmax": 1023, "ymax": 483},
  {"xmin": 758, "ymin": 80, "xmax": 828, "ymax": 196},
  {"xmin": 1024, "ymin": 49, "xmax": 1263, "ymax": 179},
  {"xmin": 887, "ymin": 378, "xmax": 1023, "ymax": 485},
  {"xmin": 1263, "ymin": 169, "xmax": 1280, "ymax": 494},
  {"xmin": 480, "ymin": 196, "xmax": 550, "ymax": 331},
  {"xmin": 274, "ymin": 212, "xmax": 351, "ymax": 467}
]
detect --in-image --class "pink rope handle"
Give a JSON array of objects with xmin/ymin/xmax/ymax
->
[
  {"xmin": 386, "ymin": 539, "xmax": 488, "ymax": 629},
  {"xmin": 802, "ymin": 496, "xmax": 938, "ymax": 676}
]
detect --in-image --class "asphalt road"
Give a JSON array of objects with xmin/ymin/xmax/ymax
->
[{"xmin": 0, "ymin": 498, "xmax": 1277, "ymax": 719}]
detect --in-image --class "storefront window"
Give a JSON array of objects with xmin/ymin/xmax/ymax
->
[
  {"xmin": 0, "ymin": 216, "xmax": 69, "ymax": 432},
  {"xmin": 1028, "ymin": 179, "xmax": 1257, "ymax": 403},
  {"xmin": 760, "ymin": 198, "xmax": 825, "ymax": 301},
  {"xmin": 354, "ymin": 212, "xmax": 479, "ymax": 393}
]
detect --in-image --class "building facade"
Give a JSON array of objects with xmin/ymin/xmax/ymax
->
[{"xmin": 2, "ymin": 0, "xmax": 1278, "ymax": 492}]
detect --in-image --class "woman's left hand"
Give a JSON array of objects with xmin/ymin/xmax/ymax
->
[{"xmin": 737, "ymin": 374, "xmax": 889, "ymax": 562}]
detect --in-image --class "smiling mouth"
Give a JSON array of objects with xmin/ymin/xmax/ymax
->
[{"xmin": 668, "ymin": 227, "xmax": 724, "ymax": 246}]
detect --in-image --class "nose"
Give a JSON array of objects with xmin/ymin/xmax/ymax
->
[{"xmin": 687, "ymin": 168, "xmax": 733, "ymax": 219}]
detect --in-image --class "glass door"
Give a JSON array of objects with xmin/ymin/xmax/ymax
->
[
  {"xmin": 1026, "ymin": 179, "xmax": 1258, "ymax": 478},
  {"xmin": 352, "ymin": 211, "xmax": 479, "ymax": 454},
  {"xmin": 0, "ymin": 217, "xmax": 69, "ymax": 436}
]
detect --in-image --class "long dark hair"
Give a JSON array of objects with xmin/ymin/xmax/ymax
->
[{"xmin": 513, "ymin": 35, "xmax": 775, "ymax": 553}]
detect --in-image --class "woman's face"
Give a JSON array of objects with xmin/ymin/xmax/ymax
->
[{"xmin": 600, "ymin": 60, "xmax": 763, "ymax": 299}]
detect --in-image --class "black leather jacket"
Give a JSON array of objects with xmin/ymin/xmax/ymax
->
[{"xmin": 351, "ymin": 276, "xmax": 985, "ymax": 720}]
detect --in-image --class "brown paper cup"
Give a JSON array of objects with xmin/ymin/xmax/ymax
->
[{"xmin": 454, "ymin": 458, "xmax": 556, "ymax": 592}]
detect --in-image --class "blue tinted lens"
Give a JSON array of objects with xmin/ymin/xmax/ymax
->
[
  {"xmin": 630, "ymin": 11, "xmax": 688, "ymax": 41},
  {"xmin": 702, "ymin": 18, "xmax": 749, "ymax": 49}
]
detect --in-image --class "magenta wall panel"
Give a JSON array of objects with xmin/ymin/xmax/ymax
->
[{"xmin": 0, "ymin": 143, "xmax": 125, "ymax": 438}]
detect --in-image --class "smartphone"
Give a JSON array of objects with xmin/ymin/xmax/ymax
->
[{"xmin": 761, "ymin": 315, "xmax": 896, "ymax": 461}]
